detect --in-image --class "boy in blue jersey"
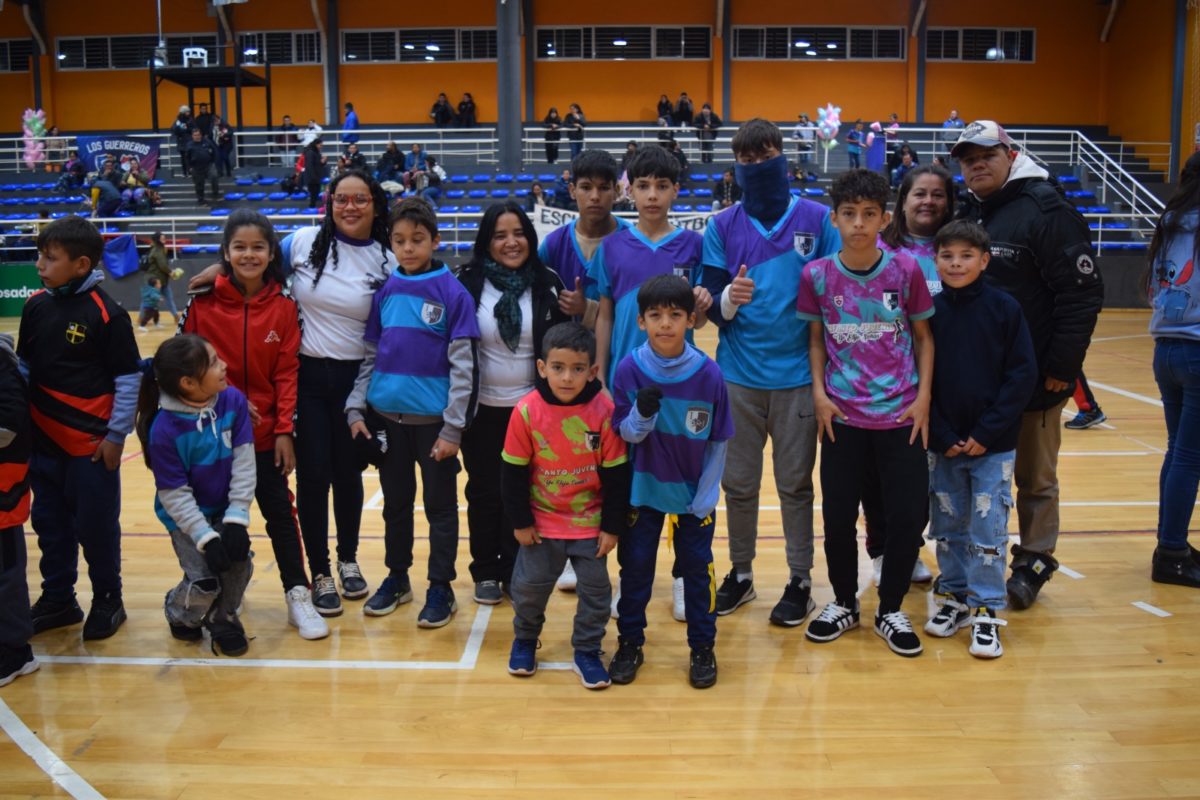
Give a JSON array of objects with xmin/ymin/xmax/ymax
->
[
  {"xmin": 537, "ymin": 150, "xmax": 631, "ymax": 329},
  {"xmin": 345, "ymin": 198, "xmax": 480, "ymax": 629},
  {"xmin": 699, "ymin": 118, "xmax": 840, "ymax": 627},
  {"xmin": 608, "ymin": 275, "xmax": 733, "ymax": 689}
]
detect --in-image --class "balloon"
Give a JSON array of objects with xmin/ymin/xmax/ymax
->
[{"xmin": 866, "ymin": 133, "xmax": 876, "ymax": 147}]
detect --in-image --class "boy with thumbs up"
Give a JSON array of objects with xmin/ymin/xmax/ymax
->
[{"xmin": 698, "ymin": 118, "xmax": 840, "ymax": 628}]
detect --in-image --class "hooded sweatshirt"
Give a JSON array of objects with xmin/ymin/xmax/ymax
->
[{"xmin": 1149, "ymin": 210, "xmax": 1200, "ymax": 341}]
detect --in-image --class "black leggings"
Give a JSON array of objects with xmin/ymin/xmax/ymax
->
[
  {"xmin": 295, "ymin": 356, "xmax": 364, "ymax": 579},
  {"xmin": 255, "ymin": 450, "xmax": 309, "ymax": 591},
  {"xmin": 460, "ymin": 403, "xmax": 518, "ymax": 584}
]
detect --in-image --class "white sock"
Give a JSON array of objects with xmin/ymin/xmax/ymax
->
[{"xmin": 736, "ymin": 571, "xmax": 753, "ymax": 583}]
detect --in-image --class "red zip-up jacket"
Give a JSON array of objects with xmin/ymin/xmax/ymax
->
[{"xmin": 180, "ymin": 274, "xmax": 300, "ymax": 452}]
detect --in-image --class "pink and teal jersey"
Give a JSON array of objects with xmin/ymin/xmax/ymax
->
[
  {"xmin": 501, "ymin": 388, "xmax": 627, "ymax": 539},
  {"xmin": 795, "ymin": 250, "xmax": 934, "ymax": 430},
  {"xmin": 880, "ymin": 234, "xmax": 942, "ymax": 298}
]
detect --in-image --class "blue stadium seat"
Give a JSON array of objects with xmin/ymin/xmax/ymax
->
[
  {"xmin": 257, "ymin": 177, "xmax": 276, "ymax": 186},
  {"xmin": 473, "ymin": 173, "xmax": 492, "ymax": 183},
  {"xmin": 203, "ymin": 244, "xmax": 221, "ymax": 254},
  {"xmin": 469, "ymin": 189, "xmax": 488, "ymax": 198},
  {"xmin": 462, "ymin": 205, "xmax": 482, "ymax": 213},
  {"xmin": 691, "ymin": 172, "xmax": 708, "ymax": 182},
  {"xmin": 1058, "ymin": 175, "xmax": 1080, "ymax": 184},
  {"xmin": 440, "ymin": 204, "xmax": 460, "ymax": 213},
  {"xmin": 116, "ymin": 210, "xmax": 134, "ymax": 217},
  {"xmin": 514, "ymin": 189, "xmax": 530, "ymax": 198},
  {"xmin": 678, "ymin": 188, "xmax": 692, "ymax": 198},
  {"xmin": 438, "ymin": 221, "xmax": 456, "ymax": 230},
  {"xmin": 268, "ymin": 192, "xmax": 289, "ymax": 201},
  {"xmin": 148, "ymin": 180, "xmax": 164, "ymax": 187},
  {"xmin": 246, "ymin": 192, "xmax": 267, "ymax": 201},
  {"xmin": 436, "ymin": 242, "xmax": 448, "ymax": 252},
  {"xmin": 2, "ymin": 199, "xmax": 20, "ymax": 206},
  {"xmin": 671, "ymin": 204, "xmax": 691, "ymax": 212},
  {"xmin": 490, "ymin": 189, "xmax": 510, "ymax": 198},
  {"xmin": 224, "ymin": 192, "xmax": 245, "ymax": 201},
  {"xmin": 693, "ymin": 188, "xmax": 712, "ymax": 198},
  {"xmin": 446, "ymin": 189, "xmax": 466, "ymax": 199},
  {"xmin": 516, "ymin": 173, "xmax": 535, "ymax": 183},
  {"xmin": 197, "ymin": 224, "xmax": 221, "ymax": 232},
  {"xmin": 461, "ymin": 221, "xmax": 480, "ymax": 230},
  {"xmin": 20, "ymin": 183, "xmax": 39, "ymax": 190},
  {"xmin": 210, "ymin": 208, "xmax": 231, "ymax": 216},
  {"xmin": 537, "ymin": 173, "xmax": 556, "ymax": 182},
  {"xmin": 290, "ymin": 192, "xmax": 308, "ymax": 200},
  {"xmin": 454, "ymin": 241, "xmax": 473, "ymax": 251},
  {"xmin": 0, "ymin": 184, "xmax": 18, "ymax": 191},
  {"xmin": 259, "ymin": 207, "xmax": 278, "ymax": 215},
  {"xmin": 235, "ymin": 178, "xmax": 254, "ymax": 186},
  {"xmin": 50, "ymin": 212, "xmax": 69, "ymax": 219},
  {"xmin": 494, "ymin": 173, "xmax": 514, "ymax": 183},
  {"xmin": 181, "ymin": 245, "xmax": 204, "ymax": 254},
  {"xmin": 451, "ymin": 175, "xmax": 469, "ymax": 184},
  {"xmin": 804, "ymin": 187, "xmax": 825, "ymax": 197},
  {"xmin": 277, "ymin": 208, "xmax": 298, "ymax": 216}
]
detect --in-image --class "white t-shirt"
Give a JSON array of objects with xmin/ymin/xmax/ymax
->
[
  {"xmin": 476, "ymin": 280, "xmax": 535, "ymax": 407},
  {"xmin": 287, "ymin": 226, "xmax": 397, "ymax": 360}
]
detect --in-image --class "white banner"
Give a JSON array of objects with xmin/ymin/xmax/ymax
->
[{"xmin": 529, "ymin": 205, "xmax": 714, "ymax": 243}]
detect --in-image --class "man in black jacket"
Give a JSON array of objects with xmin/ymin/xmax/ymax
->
[
  {"xmin": 183, "ymin": 128, "xmax": 219, "ymax": 205},
  {"xmin": 953, "ymin": 120, "xmax": 1103, "ymax": 610},
  {"xmin": 171, "ymin": 105, "xmax": 193, "ymax": 177}
]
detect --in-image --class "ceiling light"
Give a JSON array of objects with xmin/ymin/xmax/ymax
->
[
  {"xmin": 546, "ymin": 49, "xmax": 556, "ymax": 56},
  {"xmin": 794, "ymin": 40, "xmax": 810, "ymax": 48},
  {"xmin": 613, "ymin": 38, "xmax": 627, "ymax": 46},
  {"xmin": 805, "ymin": 50, "xmax": 816, "ymax": 56},
  {"xmin": 243, "ymin": 47, "xmax": 258, "ymax": 56},
  {"xmin": 826, "ymin": 42, "xmax": 837, "ymax": 49},
  {"xmin": 425, "ymin": 55, "xmax": 435, "ymax": 61},
  {"xmin": 403, "ymin": 44, "xmax": 414, "ymax": 50},
  {"xmin": 426, "ymin": 43, "xmax": 440, "ymax": 52}
]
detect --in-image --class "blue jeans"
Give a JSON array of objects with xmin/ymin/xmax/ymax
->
[
  {"xmin": 1153, "ymin": 337, "xmax": 1200, "ymax": 549},
  {"xmin": 848, "ymin": 151, "xmax": 861, "ymax": 169},
  {"xmin": 420, "ymin": 186, "xmax": 441, "ymax": 208},
  {"xmin": 928, "ymin": 450, "xmax": 1014, "ymax": 610},
  {"xmin": 617, "ymin": 508, "xmax": 716, "ymax": 649}
]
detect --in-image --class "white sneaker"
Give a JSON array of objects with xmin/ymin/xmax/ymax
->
[
  {"xmin": 969, "ymin": 608, "xmax": 1006, "ymax": 659},
  {"xmin": 911, "ymin": 557, "xmax": 933, "ymax": 583},
  {"xmin": 286, "ymin": 586, "xmax": 330, "ymax": 640},
  {"xmin": 137, "ymin": 326, "xmax": 148, "ymax": 333},
  {"xmin": 672, "ymin": 576, "xmax": 686, "ymax": 622},
  {"xmin": 872, "ymin": 555, "xmax": 884, "ymax": 587},
  {"xmin": 556, "ymin": 561, "xmax": 577, "ymax": 592},
  {"xmin": 610, "ymin": 584, "xmax": 621, "ymax": 619}
]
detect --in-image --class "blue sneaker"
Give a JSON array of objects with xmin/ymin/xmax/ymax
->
[
  {"xmin": 508, "ymin": 638, "xmax": 538, "ymax": 676},
  {"xmin": 572, "ymin": 650, "xmax": 611, "ymax": 690},
  {"xmin": 417, "ymin": 584, "xmax": 458, "ymax": 628},
  {"xmin": 363, "ymin": 574, "xmax": 413, "ymax": 617}
]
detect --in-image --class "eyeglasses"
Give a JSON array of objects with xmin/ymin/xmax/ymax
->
[{"xmin": 332, "ymin": 194, "xmax": 372, "ymax": 208}]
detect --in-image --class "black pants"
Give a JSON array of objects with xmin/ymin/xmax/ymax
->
[
  {"xmin": 191, "ymin": 165, "xmax": 218, "ymax": 202},
  {"xmin": 378, "ymin": 418, "xmax": 460, "ymax": 585},
  {"xmin": 862, "ymin": 462, "xmax": 930, "ymax": 558},
  {"xmin": 820, "ymin": 425, "xmax": 927, "ymax": 612},
  {"xmin": 255, "ymin": 450, "xmax": 309, "ymax": 591},
  {"xmin": 701, "ymin": 139, "xmax": 714, "ymax": 163},
  {"xmin": 307, "ymin": 181, "xmax": 321, "ymax": 208},
  {"xmin": 295, "ymin": 356, "xmax": 364, "ymax": 580},
  {"xmin": 545, "ymin": 142, "xmax": 559, "ymax": 163},
  {"xmin": 460, "ymin": 403, "xmax": 518, "ymax": 584},
  {"xmin": 0, "ymin": 525, "xmax": 32, "ymax": 650}
]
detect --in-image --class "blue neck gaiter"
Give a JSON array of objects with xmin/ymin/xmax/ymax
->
[{"xmin": 735, "ymin": 154, "xmax": 791, "ymax": 228}]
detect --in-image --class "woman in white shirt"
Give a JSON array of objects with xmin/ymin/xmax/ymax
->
[{"xmin": 455, "ymin": 202, "xmax": 571, "ymax": 603}]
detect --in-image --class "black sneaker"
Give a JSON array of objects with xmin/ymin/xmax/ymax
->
[
  {"xmin": 1151, "ymin": 546, "xmax": 1200, "ymax": 588},
  {"xmin": 608, "ymin": 637, "xmax": 644, "ymax": 685},
  {"xmin": 1064, "ymin": 409, "xmax": 1107, "ymax": 430},
  {"xmin": 805, "ymin": 600, "xmax": 860, "ymax": 643},
  {"xmin": 82, "ymin": 593, "xmax": 126, "ymax": 641},
  {"xmin": 769, "ymin": 577, "xmax": 815, "ymax": 627},
  {"xmin": 207, "ymin": 617, "xmax": 249, "ymax": 657},
  {"xmin": 689, "ymin": 645, "xmax": 717, "ymax": 689},
  {"xmin": 416, "ymin": 584, "xmax": 457, "ymax": 628},
  {"xmin": 311, "ymin": 574, "xmax": 343, "ymax": 617},
  {"xmin": 336, "ymin": 561, "xmax": 370, "ymax": 599},
  {"xmin": 473, "ymin": 580, "xmax": 504, "ymax": 605},
  {"xmin": 1007, "ymin": 550, "xmax": 1058, "ymax": 610},
  {"xmin": 715, "ymin": 570, "xmax": 756, "ymax": 616},
  {"xmin": 169, "ymin": 622, "xmax": 203, "ymax": 642},
  {"xmin": 364, "ymin": 574, "xmax": 413, "ymax": 617},
  {"xmin": 874, "ymin": 610, "xmax": 923, "ymax": 657},
  {"xmin": 30, "ymin": 595, "xmax": 84, "ymax": 634},
  {"xmin": 0, "ymin": 644, "xmax": 39, "ymax": 688}
]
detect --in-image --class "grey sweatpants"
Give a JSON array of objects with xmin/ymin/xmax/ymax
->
[
  {"xmin": 1012, "ymin": 400, "xmax": 1069, "ymax": 562},
  {"xmin": 164, "ymin": 526, "xmax": 254, "ymax": 630},
  {"xmin": 722, "ymin": 382, "xmax": 818, "ymax": 578},
  {"xmin": 510, "ymin": 537, "xmax": 610, "ymax": 653}
]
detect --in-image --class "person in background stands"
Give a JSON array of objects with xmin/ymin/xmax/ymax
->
[
  {"xmin": 694, "ymin": 104, "xmax": 722, "ymax": 165},
  {"xmin": 543, "ymin": 107, "xmax": 563, "ymax": 164},
  {"xmin": 458, "ymin": 93, "xmax": 478, "ymax": 128},
  {"xmin": 431, "ymin": 93, "xmax": 455, "ymax": 128},
  {"xmin": 342, "ymin": 102, "xmax": 360, "ymax": 144}
]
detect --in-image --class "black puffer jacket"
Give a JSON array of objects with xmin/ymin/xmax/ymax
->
[
  {"xmin": 455, "ymin": 260, "xmax": 571, "ymax": 360},
  {"xmin": 957, "ymin": 156, "xmax": 1103, "ymax": 411}
]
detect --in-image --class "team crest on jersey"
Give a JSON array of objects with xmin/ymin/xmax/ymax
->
[
  {"xmin": 672, "ymin": 264, "xmax": 693, "ymax": 282},
  {"xmin": 883, "ymin": 291, "xmax": 900, "ymax": 312},
  {"xmin": 264, "ymin": 330, "xmax": 281, "ymax": 344},
  {"xmin": 834, "ymin": 295, "xmax": 844, "ymax": 308},
  {"xmin": 65, "ymin": 322, "xmax": 87, "ymax": 344},
  {"xmin": 685, "ymin": 407, "xmax": 711, "ymax": 435},
  {"xmin": 420, "ymin": 301, "xmax": 445, "ymax": 325},
  {"xmin": 1076, "ymin": 254, "xmax": 1095, "ymax": 275},
  {"xmin": 222, "ymin": 430, "xmax": 232, "ymax": 448},
  {"xmin": 586, "ymin": 430, "xmax": 601, "ymax": 450},
  {"xmin": 793, "ymin": 231, "xmax": 816, "ymax": 257}
]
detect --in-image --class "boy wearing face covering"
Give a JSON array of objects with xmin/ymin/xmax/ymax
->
[{"xmin": 699, "ymin": 118, "xmax": 840, "ymax": 628}]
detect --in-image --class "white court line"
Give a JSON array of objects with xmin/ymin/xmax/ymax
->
[
  {"xmin": 1059, "ymin": 451, "xmax": 1148, "ymax": 456},
  {"xmin": 1132, "ymin": 601, "xmax": 1172, "ymax": 618},
  {"xmin": 365, "ymin": 488, "xmax": 384, "ymax": 510},
  {"xmin": 38, "ymin": 605, "xmax": 494, "ymax": 672},
  {"xmin": 395, "ymin": 500, "xmax": 1176, "ymax": 513},
  {"xmin": 1057, "ymin": 565, "xmax": 1086, "ymax": 579},
  {"xmin": 1089, "ymin": 380, "xmax": 1164, "ymax": 408},
  {"xmin": 539, "ymin": 662, "xmax": 574, "ymax": 671},
  {"xmin": 1091, "ymin": 334, "xmax": 1151, "ymax": 343},
  {"xmin": 0, "ymin": 697, "xmax": 105, "ymax": 800}
]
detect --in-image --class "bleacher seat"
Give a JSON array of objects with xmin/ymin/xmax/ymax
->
[
  {"xmin": 438, "ymin": 221, "xmax": 455, "ymax": 230},
  {"xmin": 469, "ymin": 189, "xmax": 488, "ymax": 198},
  {"xmin": 462, "ymin": 205, "xmax": 482, "ymax": 213},
  {"xmin": 804, "ymin": 188, "xmax": 825, "ymax": 197},
  {"xmin": 246, "ymin": 192, "xmax": 267, "ymax": 201},
  {"xmin": 461, "ymin": 221, "xmax": 480, "ymax": 230},
  {"xmin": 693, "ymin": 188, "xmax": 712, "ymax": 198},
  {"xmin": 446, "ymin": 189, "xmax": 466, "ymax": 199},
  {"xmin": 277, "ymin": 208, "xmax": 298, "ymax": 216},
  {"xmin": 678, "ymin": 189, "xmax": 692, "ymax": 198},
  {"xmin": 494, "ymin": 173, "xmax": 513, "ymax": 183},
  {"xmin": 1066, "ymin": 189, "xmax": 1096, "ymax": 199},
  {"xmin": 490, "ymin": 189, "xmax": 510, "ymax": 198},
  {"xmin": 537, "ymin": 173, "xmax": 556, "ymax": 182},
  {"xmin": 203, "ymin": 244, "xmax": 220, "ymax": 254},
  {"xmin": 210, "ymin": 208, "xmax": 231, "ymax": 216},
  {"xmin": 197, "ymin": 224, "xmax": 221, "ymax": 232},
  {"xmin": 257, "ymin": 177, "xmax": 276, "ymax": 186},
  {"xmin": 691, "ymin": 173, "xmax": 708, "ymax": 182},
  {"xmin": 259, "ymin": 207, "xmax": 278, "ymax": 215},
  {"xmin": 450, "ymin": 175, "xmax": 469, "ymax": 184},
  {"xmin": 441, "ymin": 204, "xmax": 460, "ymax": 213},
  {"xmin": 516, "ymin": 173, "xmax": 534, "ymax": 183},
  {"xmin": 149, "ymin": 180, "xmax": 164, "ymax": 187},
  {"xmin": 290, "ymin": 192, "xmax": 308, "ymax": 200},
  {"xmin": 235, "ymin": 178, "xmax": 254, "ymax": 187},
  {"xmin": 268, "ymin": 192, "xmax": 289, "ymax": 201},
  {"xmin": 454, "ymin": 242, "xmax": 473, "ymax": 251},
  {"xmin": 224, "ymin": 192, "xmax": 246, "ymax": 201},
  {"xmin": 672, "ymin": 204, "xmax": 691, "ymax": 212},
  {"xmin": 473, "ymin": 174, "xmax": 492, "ymax": 183},
  {"xmin": 514, "ymin": 189, "xmax": 530, "ymax": 198}
]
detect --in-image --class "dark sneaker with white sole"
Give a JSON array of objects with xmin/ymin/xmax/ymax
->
[
  {"xmin": 82, "ymin": 593, "xmax": 126, "ymax": 641},
  {"xmin": 1007, "ymin": 550, "xmax": 1058, "ymax": 610},
  {"xmin": 364, "ymin": 574, "xmax": 413, "ymax": 617},
  {"xmin": 1064, "ymin": 409, "xmax": 1106, "ymax": 430},
  {"xmin": 417, "ymin": 584, "xmax": 457, "ymax": 628},
  {"xmin": 714, "ymin": 570, "xmax": 756, "ymax": 616},
  {"xmin": 608, "ymin": 638, "xmax": 644, "ymax": 685},
  {"xmin": 336, "ymin": 561, "xmax": 369, "ymax": 599},
  {"xmin": 768, "ymin": 577, "xmax": 815, "ymax": 627},
  {"xmin": 805, "ymin": 600, "xmax": 860, "ymax": 643},
  {"xmin": 689, "ymin": 645, "xmax": 717, "ymax": 689},
  {"xmin": 874, "ymin": 610, "xmax": 923, "ymax": 657},
  {"xmin": 473, "ymin": 580, "xmax": 504, "ymax": 605},
  {"xmin": 0, "ymin": 644, "xmax": 38, "ymax": 688},
  {"xmin": 30, "ymin": 595, "xmax": 84, "ymax": 634},
  {"xmin": 311, "ymin": 574, "xmax": 343, "ymax": 617}
]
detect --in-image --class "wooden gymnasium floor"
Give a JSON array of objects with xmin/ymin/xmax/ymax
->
[{"xmin": 2, "ymin": 309, "xmax": 1199, "ymax": 800}]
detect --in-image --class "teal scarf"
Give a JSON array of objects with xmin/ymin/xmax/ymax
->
[{"xmin": 483, "ymin": 258, "xmax": 533, "ymax": 352}]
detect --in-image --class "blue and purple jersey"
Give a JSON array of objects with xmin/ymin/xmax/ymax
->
[
  {"xmin": 612, "ymin": 344, "xmax": 733, "ymax": 514},
  {"xmin": 796, "ymin": 249, "xmax": 934, "ymax": 430},
  {"xmin": 364, "ymin": 265, "xmax": 480, "ymax": 417},
  {"xmin": 538, "ymin": 216, "xmax": 632, "ymax": 298},
  {"xmin": 149, "ymin": 386, "xmax": 254, "ymax": 531},
  {"xmin": 701, "ymin": 197, "xmax": 840, "ymax": 389},
  {"xmin": 590, "ymin": 225, "xmax": 703, "ymax": 386}
]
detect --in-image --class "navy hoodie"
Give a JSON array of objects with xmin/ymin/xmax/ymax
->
[{"xmin": 928, "ymin": 276, "xmax": 1038, "ymax": 455}]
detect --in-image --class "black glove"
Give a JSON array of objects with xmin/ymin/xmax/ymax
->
[
  {"xmin": 221, "ymin": 522, "xmax": 251, "ymax": 562},
  {"xmin": 352, "ymin": 408, "xmax": 390, "ymax": 469},
  {"xmin": 204, "ymin": 538, "xmax": 232, "ymax": 574},
  {"xmin": 636, "ymin": 386, "xmax": 663, "ymax": 418}
]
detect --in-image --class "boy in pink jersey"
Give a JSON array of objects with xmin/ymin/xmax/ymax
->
[{"xmin": 501, "ymin": 322, "xmax": 630, "ymax": 689}]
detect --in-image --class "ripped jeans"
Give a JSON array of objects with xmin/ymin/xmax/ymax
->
[{"xmin": 928, "ymin": 450, "xmax": 1015, "ymax": 610}]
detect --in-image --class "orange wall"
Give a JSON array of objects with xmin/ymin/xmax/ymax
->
[
  {"xmin": 338, "ymin": 63, "xmax": 499, "ymax": 125},
  {"xmin": 536, "ymin": 61, "xmax": 713, "ymax": 123},
  {"xmin": 731, "ymin": 61, "xmax": 908, "ymax": 124},
  {"xmin": 1103, "ymin": 0, "xmax": 1174, "ymax": 161},
  {"xmin": 1185, "ymin": 4, "xmax": 1200, "ymax": 160}
]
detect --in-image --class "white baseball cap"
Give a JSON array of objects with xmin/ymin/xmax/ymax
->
[{"xmin": 951, "ymin": 120, "xmax": 1015, "ymax": 157}]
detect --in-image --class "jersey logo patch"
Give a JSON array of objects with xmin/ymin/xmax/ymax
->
[
  {"xmin": 1076, "ymin": 254, "xmax": 1095, "ymax": 275},
  {"xmin": 686, "ymin": 407, "xmax": 711, "ymax": 435},
  {"xmin": 420, "ymin": 301, "xmax": 445, "ymax": 325},
  {"xmin": 264, "ymin": 330, "xmax": 281, "ymax": 343},
  {"xmin": 585, "ymin": 430, "xmax": 601, "ymax": 450},
  {"xmin": 222, "ymin": 430, "xmax": 232, "ymax": 448},
  {"xmin": 672, "ymin": 264, "xmax": 693, "ymax": 282},
  {"xmin": 65, "ymin": 322, "xmax": 87, "ymax": 344},
  {"xmin": 794, "ymin": 231, "xmax": 816, "ymax": 257},
  {"xmin": 883, "ymin": 291, "xmax": 900, "ymax": 312}
]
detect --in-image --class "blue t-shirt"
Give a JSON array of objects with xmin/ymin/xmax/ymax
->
[
  {"xmin": 364, "ymin": 265, "xmax": 480, "ymax": 416},
  {"xmin": 589, "ymin": 225, "xmax": 703, "ymax": 386},
  {"xmin": 538, "ymin": 216, "xmax": 632, "ymax": 299},
  {"xmin": 149, "ymin": 387, "xmax": 254, "ymax": 531},
  {"xmin": 702, "ymin": 196, "xmax": 840, "ymax": 389}
]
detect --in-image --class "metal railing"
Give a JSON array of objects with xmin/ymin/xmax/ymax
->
[{"xmin": 229, "ymin": 127, "xmax": 500, "ymax": 169}]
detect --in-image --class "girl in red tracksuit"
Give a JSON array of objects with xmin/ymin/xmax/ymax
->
[{"xmin": 180, "ymin": 208, "xmax": 328, "ymax": 641}]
